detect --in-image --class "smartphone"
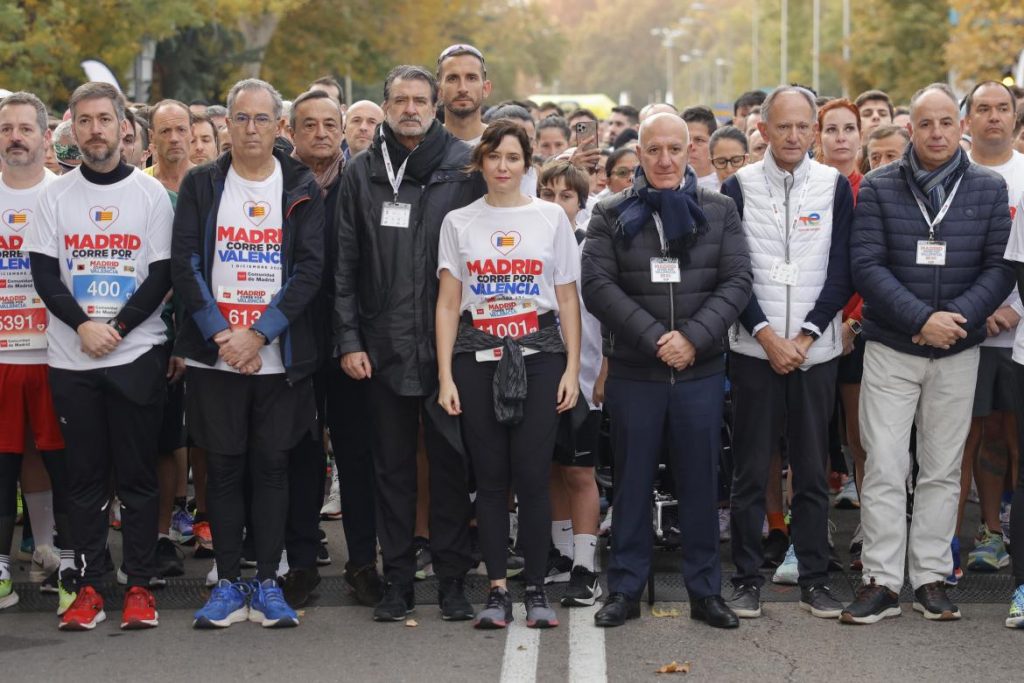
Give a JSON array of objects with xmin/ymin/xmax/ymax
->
[{"xmin": 574, "ymin": 120, "xmax": 599, "ymax": 152}]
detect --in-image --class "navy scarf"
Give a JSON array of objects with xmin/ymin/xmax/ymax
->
[
  {"xmin": 617, "ymin": 166, "xmax": 708, "ymax": 256},
  {"xmin": 906, "ymin": 144, "xmax": 969, "ymax": 217}
]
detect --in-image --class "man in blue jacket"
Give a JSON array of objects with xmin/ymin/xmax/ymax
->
[{"xmin": 843, "ymin": 83, "xmax": 1014, "ymax": 625}]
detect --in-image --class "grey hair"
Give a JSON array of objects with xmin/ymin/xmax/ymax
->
[
  {"xmin": 761, "ymin": 85, "xmax": 817, "ymax": 124},
  {"xmin": 206, "ymin": 104, "xmax": 228, "ymax": 118},
  {"xmin": 226, "ymin": 78, "xmax": 284, "ymax": 120},
  {"xmin": 0, "ymin": 91, "xmax": 49, "ymax": 134},
  {"xmin": 909, "ymin": 83, "xmax": 960, "ymax": 119},
  {"xmin": 484, "ymin": 104, "xmax": 531, "ymax": 123},
  {"xmin": 53, "ymin": 119, "xmax": 74, "ymax": 144},
  {"xmin": 383, "ymin": 65, "xmax": 438, "ymax": 105},
  {"xmin": 68, "ymin": 82, "xmax": 126, "ymax": 122}
]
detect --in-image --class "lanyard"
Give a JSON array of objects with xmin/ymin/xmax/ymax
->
[
  {"xmin": 652, "ymin": 212, "xmax": 667, "ymax": 253},
  {"xmin": 380, "ymin": 130, "xmax": 411, "ymax": 201},
  {"xmin": 912, "ymin": 176, "xmax": 964, "ymax": 240},
  {"xmin": 763, "ymin": 169, "xmax": 811, "ymax": 248}
]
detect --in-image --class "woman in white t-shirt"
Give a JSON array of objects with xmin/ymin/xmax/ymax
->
[{"xmin": 435, "ymin": 119, "xmax": 581, "ymax": 630}]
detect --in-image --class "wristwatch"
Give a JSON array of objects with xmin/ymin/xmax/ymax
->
[
  {"xmin": 848, "ymin": 319, "xmax": 863, "ymax": 335},
  {"xmin": 800, "ymin": 328, "xmax": 820, "ymax": 341},
  {"xmin": 106, "ymin": 318, "xmax": 127, "ymax": 335}
]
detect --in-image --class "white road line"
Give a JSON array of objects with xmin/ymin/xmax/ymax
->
[
  {"xmin": 569, "ymin": 605, "xmax": 607, "ymax": 683},
  {"xmin": 500, "ymin": 604, "xmax": 540, "ymax": 683}
]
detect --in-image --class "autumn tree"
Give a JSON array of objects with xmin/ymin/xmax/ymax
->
[{"xmin": 946, "ymin": 1, "xmax": 1024, "ymax": 89}]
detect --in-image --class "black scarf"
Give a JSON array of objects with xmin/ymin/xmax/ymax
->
[
  {"xmin": 616, "ymin": 166, "xmax": 708, "ymax": 256},
  {"xmin": 380, "ymin": 119, "xmax": 449, "ymax": 185},
  {"xmin": 906, "ymin": 144, "xmax": 969, "ymax": 217}
]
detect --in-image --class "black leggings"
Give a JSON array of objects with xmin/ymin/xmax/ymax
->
[
  {"xmin": 454, "ymin": 352, "xmax": 565, "ymax": 586},
  {"xmin": 0, "ymin": 452, "xmax": 69, "ymax": 558}
]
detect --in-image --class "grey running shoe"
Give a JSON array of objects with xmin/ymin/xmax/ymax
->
[
  {"xmin": 800, "ymin": 584, "xmax": 844, "ymax": 618},
  {"xmin": 726, "ymin": 583, "xmax": 762, "ymax": 618},
  {"xmin": 524, "ymin": 585, "xmax": 559, "ymax": 628},
  {"xmin": 474, "ymin": 586, "xmax": 513, "ymax": 629}
]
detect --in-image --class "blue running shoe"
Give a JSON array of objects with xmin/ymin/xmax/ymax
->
[
  {"xmin": 170, "ymin": 507, "xmax": 195, "ymax": 544},
  {"xmin": 1007, "ymin": 585, "xmax": 1024, "ymax": 629},
  {"xmin": 193, "ymin": 580, "xmax": 250, "ymax": 629},
  {"xmin": 249, "ymin": 578, "xmax": 299, "ymax": 628},
  {"xmin": 944, "ymin": 537, "xmax": 962, "ymax": 586}
]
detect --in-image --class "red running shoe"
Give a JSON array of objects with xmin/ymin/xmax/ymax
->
[
  {"xmin": 121, "ymin": 586, "xmax": 159, "ymax": 630},
  {"xmin": 59, "ymin": 585, "xmax": 106, "ymax": 631}
]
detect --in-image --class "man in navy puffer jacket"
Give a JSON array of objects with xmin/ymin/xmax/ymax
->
[{"xmin": 843, "ymin": 83, "xmax": 1014, "ymax": 625}]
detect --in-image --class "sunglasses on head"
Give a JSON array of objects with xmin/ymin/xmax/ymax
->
[{"xmin": 437, "ymin": 44, "xmax": 485, "ymax": 66}]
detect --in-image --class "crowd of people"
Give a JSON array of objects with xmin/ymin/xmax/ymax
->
[{"xmin": 2, "ymin": 42, "xmax": 1024, "ymax": 636}]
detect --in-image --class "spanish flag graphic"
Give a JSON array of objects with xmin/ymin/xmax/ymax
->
[
  {"xmin": 7, "ymin": 213, "xmax": 27, "ymax": 224},
  {"xmin": 248, "ymin": 205, "xmax": 266, "ymax": 217},
  {"xmin": 94, "ymin": 210, "xmax": 113, "ymax": 221},
  {"xmin": 494, "ymin": 235, "xmax": 515, "ymax": 248}
]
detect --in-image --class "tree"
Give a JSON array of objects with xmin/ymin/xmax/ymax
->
[
  {"xmin": 946, "ymin": 1, "xmax": 1024, "ymax": 89},
  {"xmin": 0, "ymin": 1, "xmax": 84, "ymax": 105}
]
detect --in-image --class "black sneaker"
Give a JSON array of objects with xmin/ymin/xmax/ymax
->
[
  {"xmin": 156, "ymin": 537, "xmax": 185, "ymax": 578},
  {"xmin": 317, "ymin": 544, "xmax": 332, "ymax": 567},
  {"xmin": 40, "ymin": 567, "xmax": 59, "ymax": 594},
  {"xmin": 281, "ymin": 567, "xmax": 321, "ymax": 608},
  {"xmin": 474, "ymin": 585, "xmax": 513, "ymax": 629},
  {"xmin": 840, "ymin": 578, "xmax": 901, "ymax": 624},
  {"xmin": 506, "ymin": 546, "xmax": 525, "ymax": 579},
  {"xmin": 762, "ymin": 529, "xmax": 789, "ymax": 568},
  {"xmin": 726, "ymin": 583, "xmax": 762, "ymax": 618},
  {"xmin": 544, "ymin": 548, "xmax": 573, "ymax": 584},
  {"xmin": 561, "ymin": 566, "xmax": 603, "ymax": 607},
  {"xmin": 913, "ymin": 581, "xmax": 961, "ymax": 621},
  {"xmin": 799, "ymin": 584, "xmax": 844, "ymax": 619},
  {"xmin": 344, "ymin": 561, "xmax": 384, "ymax": 607},
  {"xmin": 438, "ymin": 576, "xmax": 473, "ymax": 621},
  {"xmin": 373, "ymin": 582, "xmax": 414, "ymax": 621}
]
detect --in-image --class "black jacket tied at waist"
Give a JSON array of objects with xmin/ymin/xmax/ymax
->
[{"xmin": 454, "ymin": 311, "xmax": 564, "ymax": 425}]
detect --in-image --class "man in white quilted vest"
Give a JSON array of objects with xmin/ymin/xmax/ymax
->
[{"xmin": 720, "ymin": 85, "xmax": 854, "ymax": 621}]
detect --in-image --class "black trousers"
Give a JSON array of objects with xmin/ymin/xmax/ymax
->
[
  {"xmin": 0, "ymin": 451, "xmax": 70, "ymax": 559},
  {"xmin": 49, "ymin": 346, "xmax": 166, "ymax": 588},
  {"xmin": 366, "ymin": 378, "xmax": 472, "ymax": 585},
  {"xmin": 729, "ymin": 354, "xmax": 838, "ymax": 589},
  {"xmin": 454, "ymin": 352, "xmax": 565, "ymax": 586},
  {"xmin": 186, "ymin": 367, "xmax": 315, "ymax": 582}
]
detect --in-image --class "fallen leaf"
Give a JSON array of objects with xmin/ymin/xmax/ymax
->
[
  {"xmin": 651, "ymin": 607, "xmax": 680, "ymax": 618},
  {"xmin": 297, "ymin": 610, "xmax": 306, "ymax": 618},
  {"xmin": 405, "ymin": 619, "xmax": 418, "ymax": 627},
  {"xmin": 517, "ymin": 645, "xmax": 527, "ymax": 651},
  {"xmin": 655, "ymin": 661, "xmax": 692, "ymax": 674}
]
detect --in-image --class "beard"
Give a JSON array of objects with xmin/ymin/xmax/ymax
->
[
  {"xmin": 446, "ymin": 99, "xmax": 480, "ymax": 119},
  {"xmin": 80, "ymin": 137, "xmax": 119, "ymax": 166},
  {"xmin": 1, "ymin": 144, "xmax": 42, "ymax": 167}
]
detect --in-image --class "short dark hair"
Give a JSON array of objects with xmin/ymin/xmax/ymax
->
[
  {"xmin": 538, "ymin": 101, "xmax": 565, "ymax": 117},
  {"xmin": 536, "ymin": 115, "xmax": 570, "ymax": 142},
  {"xmin": 854, "ymin": 89, "xmax": 894, "ymax": 118},
  {"xmin": 567, "ymin": 108, "xmax": 598, "ymax": 124},
  {"xmin": 69, "ymin": 82, "xmax": 125, "ymax": 122},
  {"xmin": 538, "ymin": 159, "xmax": 590, "ymax": 209},
  {"xmin": 383, "ymin": 65, "xmax": 438, "ymax": 106},
  {"xmin": 124, "ymin": 108, "xmax": 148, "ymax": 149},
  {"xmin": 470, "ymin": 118, "xmax": 533, "ymax": 172},
  {"xmin": 610, "ymin": 105, "xmax": 640, "ymax": 125},
  {"xmin": 965, "ymin": 80, "xmax": 1018, "ymax": 115},
  {"xmin": 605, "ymin": 146, "xmax": 638, "ymax": 176},
  {"xmin": 484, "ymin": 104, "xmax": 531, "ymax": 124},
  {"xmin": 289, "ymin": 89, "xmax": 341, "ymax": 129},
  {"xmin": 681, "ymin": 105, "xmax": 717, "ymax": 135},
  {"xmin": 709, "ymin": 125, "xmax": 748, "ymax": 155},
  {"xmin": 149, "ymin": 99, "xmax": 193, "ymax": 130},
  {"xmin": 191, "ymin": 111, "xmax": 220, "ymax": 149},
  {"xmin": 310, "ymin": 76, "xmax": 345, "ymax": 104},
  {"xmin": 1016, "ymin": 109, "xmax": 1024, "ymax": 136},
  {"xmin": 733, "ymin": 90, "xmax": 766, "ymax": 115}
]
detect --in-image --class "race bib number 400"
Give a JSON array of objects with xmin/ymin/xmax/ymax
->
[
  {"xmin": 217, "ymin": 285, "xmax": 274, "ymax": 330},
  {"xmin": 71, "ymin": 258, "xmax": 136, "ymax": 318},
  {"xmin": 0, "ymin": 294, "xmax": 47, "ymax": 350}
]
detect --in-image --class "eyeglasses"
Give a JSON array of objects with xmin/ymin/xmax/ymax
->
[
  {"xmin": 711, "ymin": 155, "xmax": 748, "ymax": 169},
  {"xmin": 611, "ymin": 166, "xmax": 638, "ymax": 178},
  {"xmin": 437, "ymin": 43, "xmax": 485, "ymax": 66},
  {"xmin": 230, "ymin": 113, "xmax": 275, "ymax": 129}
]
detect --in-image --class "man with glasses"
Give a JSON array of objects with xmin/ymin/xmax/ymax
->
[
  {"xmin": 709, "ymin": 126, "xmax": 750, "ymax": 187},
  {"xmin": 437, "ymin": 44, "xmax": 491, "ymax": 146},
  {"xmin": 172, "ymin": 78, "xmax": 325, "ymax": 629},
  {"xmin": 721, "ymin": 85, "xmax": 854, "ymax": 621}
]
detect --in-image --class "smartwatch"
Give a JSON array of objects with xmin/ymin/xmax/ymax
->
[
  {"xmin": 801, "ymin": 328, "xmax": 820, "ymax": 341},
  {"xmin": 106, "ymin": 318, "xmax": 127, "ymax": 336},
  {"xmin": 848, "ymin": 319, "xmax": 863, "ymax": 335}
]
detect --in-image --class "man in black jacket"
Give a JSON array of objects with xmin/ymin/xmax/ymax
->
[
  {"xmin": 172, "ymin": 78, "xmax": 324, "ymax": 628},
  {"xmin": 582, "ymin": 113, "xmax": 751, "ymax": 629},
  {"xmin": 843, "ymin": 83, "xmax": 1014, "ymax": 625},
  {"xmin": 334, "ymin": 65, "xmax": 484, "ymax": 622}
]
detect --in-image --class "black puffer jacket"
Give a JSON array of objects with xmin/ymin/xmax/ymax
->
[
  {"xmin": 333, "ymin": 122, "xmax": 485, "ymax": 396},
  {"xmin": 582, "ymin": 180, "xmax": 752, "ymax": 383},
  {"xmin": 851, "ymin": 149, "xmax": 1014, "ymax": 357}
]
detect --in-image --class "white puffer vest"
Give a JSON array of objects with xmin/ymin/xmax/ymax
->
[{"xmin": 730, "ymin": 152, "xmax": 843, "ymax": 368}]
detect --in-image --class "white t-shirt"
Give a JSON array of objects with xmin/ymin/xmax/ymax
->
[
  {"xmin": 696, "ymin": 170, "xmax": 720, "ymax": 191},
  {"xmin": 577, "ymin": 237, "xmax": 604, "ymax": 410},
  {"xmin": 0, "ymin": 170, "xmax": 58, "ymax": 364},
  {"xmin": 23, "ymin": 167, "xmax": 173, "ymax": 370},
  {"xmin": 205, "ymin": 160, "xmax": 285, "ymax": 375},
  {"xmin": 438, "ymin": 195, "xmax": 579, "ymax": 319},
  {"xmin": 991, "ymin": 151, "xmax": 1024, "ymax": 360}
]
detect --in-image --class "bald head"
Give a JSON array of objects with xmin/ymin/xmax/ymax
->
[
  {"xmin": 638, "ymin": 113, "xmax": 690, "ymax": 190},
  {"xmin": 639, "ymin": 103, "xmax": 679, "ymax": 122},
  {"xmin": 344, "ymin": 99, "xmax": 384, "ymax": 155}
]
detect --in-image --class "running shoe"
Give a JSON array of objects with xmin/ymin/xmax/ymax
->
[
  {"xmin": 57, "ymin": 570, "xmax": 77, "ymax": 615},
  {"xmin": 121, "ymin": 586, "xmax": 159, "ymax": 630},
  {"xmin": 828, "ymin": 471, "xmax": 845, "ymax": 495},
  {"xmin": 507, "ymin": 546, "xmax": 525, "ymax": 579},
  {"xmin": 835, "ymin": 478, "xmax": 860, "ymax": 509},
  {"xmin": 474, "ymin": 585, "xmax": 513, "ymax": 629},
  {"xmin": 320, "ymin": 468, "xmax": 342, "ymax": 520},
  {"xmin": 599, "ymin": 506, "xmax": 613, "ymax": 537},
  {"xmin": 561, "ymin": 566, "xmax": 603, "ymax": 607},
  {"xmin": 205, "ymin": 561, "xmax": 218, "ymax": 588},
  {"xmin": 967, "ymin": 528, "xmax": 1010, "ymax": 572},
  {"xmin": 1007, "ymin": 584, "xmax": 1024, "ymax": 629},
  {"xmin": 718, "ymin": 508, "xmax": 731, "ymax": 542},
  {"xmin": 170, "ymin": 507, "xmax": 195, "ymax": 544},
  {"xmin": 30, "ymin": 545, "xmax": 60, "ymax": 583},
  {"xmin": 524, "ymin": 585, "xmax": 558, "ymax": 628},
  {"xmin": 414, "ymin": 536, "xmax": 433, "ymax": 580},
  {"xmin": 0, "ymin": 578, "xmax": 18, "ymax": 610},
  {"xmin": 59, "ymin": 585, "xmax": 106, "ymax": 630},
  {"xmin": 193, "ymin": 519, "xmax": 214, "ymax": 558},
  {"xmin": 544, "ymin": 548, "xmax": 573, "ymax": 584},
  {"xmin": 40, "ymin": 567, "xmax": 59, "ymax": 594},
  {"xmin": 193, "ymin": 579, "xmax": 250, "ymax": 629},
  {"xmin": 156, "ymin": 537, "xmax": 185, "ymax": 577},
  {"xmin": 249, "ymin": 578, "xmax": 299, "ymax": 628},
  {"xmin": 945, "ymin": 537, "xmax": 963, "ymax": 586},
  {"xmin": 116, "ymin": 565, "xmax": 167, "ymax": 588},
  {"xmin": 1000, "ymin": 499, "xmax": 1012, "ymax": 546},
  {"xmin": 772, "ymin": 544, "xmax": 799, "ymax": 585}
]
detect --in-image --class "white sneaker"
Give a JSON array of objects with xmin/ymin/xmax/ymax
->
[
  {"xmin": 835, "ymin": 478, "xmax": 860, "ymax": 509},
  {"xmin": 849, "ymin": 522, "xmax": 863, "ymax": 551},
  {"xmin": 320, "ymin": 474, "xmax": 342, "ymax": 520},
  {"xmin": 30, "ymin": 545, "xmax": 60, "ymax": 583},
  {"xmin": 277, "ymin": 550, "xmax": 289, "ymax": 579},
  {"xmin": 1000, "ymin": 500, "xmax": 1012, "ymax": 546},
  {"xmin": 205, "ymin": 561, "xmax": 218, "ymax": 587},
  {"xmin": 718, "ymin": 508, "xmax": 731, "ymax": 542},
  {"xmin": 772, "ymin": 544, "xmax": 799, "ymax": 585},
  {"xmin": 599, "ymin": 506, "xmax": 613, "ymax": 537}
]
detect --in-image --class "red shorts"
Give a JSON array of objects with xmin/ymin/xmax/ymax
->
[{"xmin": 0, "ymin": 363, "xmax": 65, "ymax": 453}]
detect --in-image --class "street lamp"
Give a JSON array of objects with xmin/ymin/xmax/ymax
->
[{"xmin": 651, "ymin": 26, "xmax": 685, "ymax": 105}]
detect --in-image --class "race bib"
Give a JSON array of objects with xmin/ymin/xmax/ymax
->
[
  {"xmin": 916, "ymin": 240, "xmax": 946, "ymax": 266},
  {"xmin": 0, "ymin": 294, "xmax": 47, "ymax": 351},
  {"xmin": 470, "ymin": 298, "xmax": 540, "ymax": 362},
  {"xmin": 71, "ymin": 257, "xmax": 136, "ymax": 318},
  {"xmin": 216, "ymin": 285, "xmax": 274, "ymax": 330}
]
